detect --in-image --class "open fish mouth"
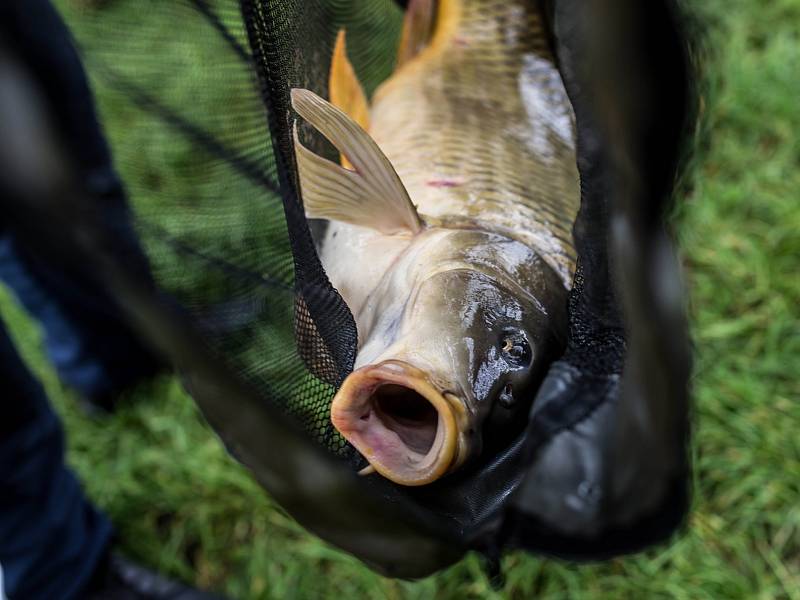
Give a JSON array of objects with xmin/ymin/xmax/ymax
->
[{"xmin": 331, "ymin": 360, "xmax": 464, "ymax": 486}]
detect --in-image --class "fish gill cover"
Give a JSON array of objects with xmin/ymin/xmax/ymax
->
[{"xmin": 34, "ymin": 0, "xmax": 695, "ymax": 578}]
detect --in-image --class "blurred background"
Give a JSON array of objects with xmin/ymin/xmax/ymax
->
[{"xmin": 1, "ymin": 0, "xmax": 798, "ymax": 598}]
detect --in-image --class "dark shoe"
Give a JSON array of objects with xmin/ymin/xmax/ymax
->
[{"xmin": 85, "ymin": 552, "xmax": 228, "ymax": 600}]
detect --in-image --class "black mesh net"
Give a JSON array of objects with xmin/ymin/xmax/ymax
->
[
  {"xmin": 62, "ymin": 0, "xmax": 412, "ymax": 461},
  {"xmin": 4, "ymin": 0, "xmax": 695, "ymax": 578}
]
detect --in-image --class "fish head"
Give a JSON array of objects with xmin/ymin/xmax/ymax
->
[{"xmin": 331, "ymin": 230, "xmax": 568, "ymax": 485}]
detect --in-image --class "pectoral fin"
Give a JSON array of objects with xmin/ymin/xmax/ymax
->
[{"xmin": 291, "ymin": 88, "xmax": 422, "ymax": 235}]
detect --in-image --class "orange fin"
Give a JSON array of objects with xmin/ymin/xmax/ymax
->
[
  {"xmin": 397, "ymin": 0, "xmax": 438, "ymax": 67},
  {"xmin": 329, "ymin": 29, "xmax": 369, "ymax": 170}
]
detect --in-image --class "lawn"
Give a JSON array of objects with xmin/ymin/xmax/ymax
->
[{"xmin": 2, "ymin": 0, "xmax": 798, "ymax": 598}]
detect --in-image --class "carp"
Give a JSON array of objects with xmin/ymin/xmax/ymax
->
[{"xmin": 291, "ymin": 0, "xmax": 579, "ymax": 485}]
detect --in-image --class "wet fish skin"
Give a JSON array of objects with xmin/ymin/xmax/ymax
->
[
  {"xmin": 351, "ymin": 228, "xmax": 568, "ymax": 462},
  {"xmin": 370, "ymin": 0, "xmax": 579, "ymax": 284},
  {"xmin": 292, "ymin": 0, "xmax": 578, "ymax": 485}
]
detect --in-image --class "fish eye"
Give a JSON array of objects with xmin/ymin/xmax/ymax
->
[{"xmin": 499, "ymin": 328, "xmax": 532, "ymax": 368}]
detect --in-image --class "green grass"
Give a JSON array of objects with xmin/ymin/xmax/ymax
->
[{"xmin": 2, "ymin": 0, "xmax": 799, "ymax": 598}]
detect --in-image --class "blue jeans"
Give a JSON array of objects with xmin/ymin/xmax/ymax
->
[
  {"xmin": 0, "ymin": 230, "xmax": 160, "ymax": 402},
  {"xmin": 1, "ymin": 1, "xmax": 160, "ymax": 598},
  {"xmin": 0, "ymin": 321, "xmax": 112, "ymax": 600},
  {"xmin": 1, "ymin": 0, "xmax": 160, "ymax": 402}
]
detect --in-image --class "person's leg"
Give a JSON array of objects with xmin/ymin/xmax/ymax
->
[
  {"xmin": 0, "ymin": 231, "xmax": 161, "ymax": 406},
  {"xmin": 0, "ymin": 318, "xmax": 112, "ymax": 600},
  {"xmin": 0, "ymin": 316, "xmax": 228, "ymax": 600},
  {"xmin": 0, "ymin": 0, "xmax": 163, "ymax": 406},
  {"xmin": 0, "ymin": 4, "xmax": 227, "ymax": 598}
]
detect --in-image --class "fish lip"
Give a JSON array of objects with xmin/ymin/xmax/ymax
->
[{"xmin": 331, "ymin": 360, "xmax": 463, "ymax": 486}]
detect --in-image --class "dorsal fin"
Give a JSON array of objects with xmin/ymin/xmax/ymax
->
[
  {"xmin": 397, "ymin": 0, "xmax": 438, "ymax": 67},
  {"xmin": 291, "ymin": 88, "xmax": 423, "ymax": 235}
]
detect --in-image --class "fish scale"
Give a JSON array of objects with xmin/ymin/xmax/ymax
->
[{"xmin": 369, "ymin": 0, "xmax": 579, "ymax": 284}]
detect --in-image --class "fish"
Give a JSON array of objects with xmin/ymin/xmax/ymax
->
[{"xmin": 290, "ymin": 0, "xmax": 580, "ymax": 486}]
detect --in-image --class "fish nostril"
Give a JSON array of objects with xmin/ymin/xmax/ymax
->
[{"xmin": 499, "ymin": 383, "xmax": 515, "ymax": 409}]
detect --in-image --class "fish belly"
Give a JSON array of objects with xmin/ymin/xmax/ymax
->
[{"xmin": 369, "ymin": 0, "xmax": 580, "ymax": 285}]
